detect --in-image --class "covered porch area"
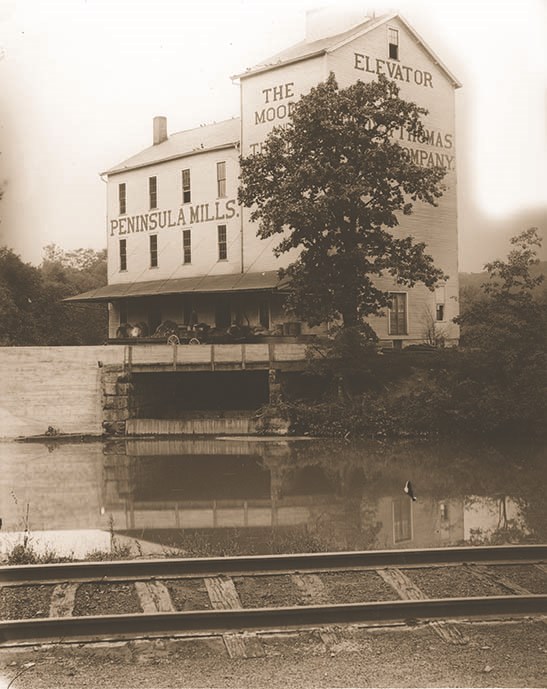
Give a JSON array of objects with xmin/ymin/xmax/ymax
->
[{"xmin": 65, "ymin": 271, "xmax": 317, "ymax": 344}]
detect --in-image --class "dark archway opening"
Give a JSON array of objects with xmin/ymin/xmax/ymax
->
[{"xmin": 132, "ymin": 370, "xmax": 269, "ymax": 417}]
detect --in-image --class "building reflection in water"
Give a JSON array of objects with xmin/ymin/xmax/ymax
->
[
  {"xmin": 102, "ymin": 437, "xmax": 466, "ymax": 553},
  {"xmin": 1, "ymin": 436, "xmax": 543, "ymax": 558}
]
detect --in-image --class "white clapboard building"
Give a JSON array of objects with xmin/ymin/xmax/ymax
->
[{"xmin": 70, "ymin": 10, "xmax": 461, "ymax": 347}]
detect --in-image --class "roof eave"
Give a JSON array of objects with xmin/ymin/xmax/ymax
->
[
  {"xmin": 231, "ymin": 49, "xmax": 327, "ymax": 81},
  {"xmin": 102, "ymin": 141, "xmax": 240, "ymax": 177}
]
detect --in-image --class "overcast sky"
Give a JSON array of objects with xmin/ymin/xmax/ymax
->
[{"xmin": 0, "ymin": 0, "xmax": 545, "ymax": 271}]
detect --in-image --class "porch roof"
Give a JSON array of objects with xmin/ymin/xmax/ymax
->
[{"xmin": 64, "ymin": 271, "xmax": 288, "ymax": 303}]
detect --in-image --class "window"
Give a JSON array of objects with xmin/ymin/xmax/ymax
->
[
  {"xmin": 388, "ymin": 292, "xmax": 407, "ymax": 335},
  {"xmin": 216, "ymin": 161, "xmax": 227, "ymax": 198},
  {"xmin": 119, "ymin": 301, "xmax": 128, "ymax": 325},
  {"xmin": 217, "ymin": 224, "xmax": 227, "ymax": 260},
  {"xmin": 388, "ymin": 27, "xmax": 399, "ymax": 60},
  {"xmin": 435, "ymin": 285, "xmax": 446, "ymax": 321},
  {"xmin": 119, "ymin": 239, "xmax": 127, "ymax": 271},
  {"xmin": 392, "ymin": 498, "xmax": 412, "ymax": 543},
  {"xmin": 182, "ymin": 169, "xmax": 191, "ymax": 204},
  {"xmin": 149, "ymin": 176, "xmax": 157, "ymax": 209},
  {"xmin": 259, "ymin": 299, "xmax": 270, "ymax": 329},
  {"xmin": 182, "ymin": 300, "xmax": 196, "ymax": 326},
  {"xmin": 149, "ymin": 234, "xmax": 158, "ymax": 268},
  {"xmin": 149, "ymin": 305, "xmax": 162, "ymax": 335},
  {"xmin": 182, "ymin": 229, "xmax": 191, "ymax": 264},
  {"xmin": 118, "ymin": 183, "xmax": 126, "ymax": 215},
  {"xmin": 215, "ymin": 298, "xmax": 231, "ymax": 329}
]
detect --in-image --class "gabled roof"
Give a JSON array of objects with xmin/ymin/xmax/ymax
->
[
  {"xmin": 103, "ymin": 118, "xmax": 241, "ymax": 176},
  {"xmin": 233, "ymin": 13, "xmax": 461, "ymax": 88}
]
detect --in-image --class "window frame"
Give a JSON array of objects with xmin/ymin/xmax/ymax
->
[
  {"xmin": 119, "ymin": 238, "xmax": 127, "ymax": 272},
  {"xmin": 118, "ymin": 183, "xmax": 126, "ymax": 216},
  {"xmin": 216, "ymin": 161, "xmax": 227, "ymax": 198},
  {"xmin": 217, "ymin": 224, "xmax": 228, "ymax": 261},
  {"xmin": 392, "ymin": 498, "xmax": 413, "ymax": 543},
  {"xmin": 119, "ymin": 300, "xmax": 128, "ymax": 326},
  {"xmin": 436, "ymin": 304, "xmax": 445, "ymax": 322},
  {"xmin": 149, "ymin": 234, "xmax": 158, "ymax": 268},
  {"xmin": 182, "ymin": 168, "xmax": 191, "ymax": 204},
  {"xmin": 435, "ymin": 285, "xmax": 446, "ymax": 322},
  {"xmin": 388, "ymin": 26, "xmax": 399, "ymax": 60},
  {"xmin": 388, "ymin": 291, "xmax": 408, "ymax": 336},
  {"xmin": 182, "ymin": 228, "xmax": 192, "ymax": 264},
  {"xmin": 258, "ymin": 298, "xmax": 270, "ymax": 330},
  {"xmin": 149, "ymin": 176, "xmax": 157, "ymax": 210}
]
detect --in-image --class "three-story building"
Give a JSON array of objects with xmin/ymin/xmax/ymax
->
[{"xmin": 70, "ymin": 10, "xmax": 461, "ymax": 347}]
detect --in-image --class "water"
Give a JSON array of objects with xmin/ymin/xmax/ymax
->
[{"xmin": 0, "ymin": 436, "xmax": 545, "ymax": 559}]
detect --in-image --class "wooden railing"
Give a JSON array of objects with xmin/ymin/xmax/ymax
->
[{"xmin": 123, "ymin": 342, "xmax": 311, "ymax": 371}]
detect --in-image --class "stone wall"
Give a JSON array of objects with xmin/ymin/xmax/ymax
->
[{"xmin": 0, "ymin": 346, "xmax": 123, "ymax": 439}]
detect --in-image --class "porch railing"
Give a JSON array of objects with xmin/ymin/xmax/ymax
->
[{"xmin": 123, "ymin": 342, "xmax": 311, "ymax": 371}]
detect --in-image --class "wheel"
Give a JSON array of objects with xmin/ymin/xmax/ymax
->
[
  {"xmin": 188, "ymin": 337, "xmax": 201, "ymax": 345},
  {"xmin": 167, "ymin": 334, "xmax": 180, "ymax": 345}
]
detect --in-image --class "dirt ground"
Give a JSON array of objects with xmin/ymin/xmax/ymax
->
[{"xmin": 0, "ymin": 619, "xmax": 545, "ymax": 688}]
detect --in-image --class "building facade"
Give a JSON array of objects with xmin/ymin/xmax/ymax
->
[{"xmin": 71, "ymin": 10, "xmax": 461, "ymax": 346}]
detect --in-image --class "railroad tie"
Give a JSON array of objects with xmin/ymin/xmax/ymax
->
[
  {"xmin": 464, "ymin": 563, "xmax": 532, "ymax": 595},
  {"xmin": 204, "ymin": 576, "xmax": 265, "ymax": 659},
  {"xmin": 291, "ymin": 574, "xmax": 342, "ymax": 649},
  {"xmin": 49, "ymin": 582, "xmax": 78, "ymax": 618},
  {"xmin": 376, "ymin": 567, "xmax": 468, "ymax": 646},
  {"xmin": 134, "ymin": 581, "xmax": 174, "ymax": 613},
  {"xmin": 468, "ymin": 564, "xmax": 546, "ymax": 626}
]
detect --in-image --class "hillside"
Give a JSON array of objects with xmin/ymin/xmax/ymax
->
[{"xmin": 459, "ymin": 260, "xmax": 547, "ymax": 296}]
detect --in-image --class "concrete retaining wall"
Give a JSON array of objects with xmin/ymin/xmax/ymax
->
[{"xmin": 0, "ymin": 346, "xmax": 124, "ymax": 439}]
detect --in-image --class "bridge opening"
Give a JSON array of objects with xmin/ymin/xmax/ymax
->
[{"xmin": 131, "ymin": 370, "xmax": 270, "ymax": 418}]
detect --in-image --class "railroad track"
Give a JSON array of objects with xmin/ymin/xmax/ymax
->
[{"xmin": 1, "ymin": 545, "xmax": 546, "ymax": 647}]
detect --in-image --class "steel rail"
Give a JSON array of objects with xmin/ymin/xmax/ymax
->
[
  {"xmin": 0, "ymin": 595, "xmax": 545, "ymax": 645},
  {"xmin": 1, "ymin": 545, "xmax": 545, "ymax": 585}
]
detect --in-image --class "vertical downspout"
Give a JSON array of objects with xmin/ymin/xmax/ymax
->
[{"xmin": 238, "ymin": 79, "xmax": 245, "ymax": 274}]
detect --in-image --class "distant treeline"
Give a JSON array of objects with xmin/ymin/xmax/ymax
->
[{"xmin": 0, "ymin": 244, "xmax": 107, "ymax": 346}]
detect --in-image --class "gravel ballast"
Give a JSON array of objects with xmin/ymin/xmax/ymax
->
[
  {"xmin": 234, "ymin": 575, "xmax": 301, "ymax": 608},
  {"xmin": 72, "ymin": 583, "xmax": 142, "ymax": 617},
  {"xmin": 0, "ymin": 620, "xmax": 545, "ymax": 688},
  {"xmin": 165, "ymin": 578, "xmax": 211, "ymax": 611},
  {"xmin": 0, "ymin": 585, "xmax": 53, "ymax": 620},
  {"xmin": 404, "ymin": 566, "xmax": 507, "ymax": 598}
]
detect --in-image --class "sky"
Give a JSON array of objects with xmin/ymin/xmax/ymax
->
[{"xmin": 0, "ymin": 0, "xmax": 545, "ymax": 272}]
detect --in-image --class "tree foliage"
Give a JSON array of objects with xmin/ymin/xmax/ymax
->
[
  {"xmin": 456, "ymin": 228, "xmax": 546, "ymax": 366},
  {"xmin": 239, "ymin": 73, "xmax": 447, "ymax": 330},
  {"xmin": 0, "ymin": 244, "xmax": 107, "ymax": 345}
]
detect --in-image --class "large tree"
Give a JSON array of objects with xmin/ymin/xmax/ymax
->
[{"xmin": 239, "ymin": 73, "xmax": 447, "ymax": 331}]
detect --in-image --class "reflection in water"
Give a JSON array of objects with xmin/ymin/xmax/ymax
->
[{"xmin": 0, "ymin": 436, "xmax": 545, "ymax": 558}]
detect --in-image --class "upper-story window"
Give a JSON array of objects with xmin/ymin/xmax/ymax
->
[
  {"xmin": 118, "ymin": 183, "xmax": 126, "ymax": 215},
  {"xmin": 149, "ymin": 234, "xmax": 158, "ymax": 268},
  {"xmin": 149, "ymin": 176, "xmax": 157, "ymax": 209},
  {"xmin": 182, "ymin": 169, "xmax": 191, "ymax": 204},
  {"xmin": 217, "ymin": 225, "xmax": 227, "ymax": 261},
  {"xmin": 216, "ymin": 161, "xmax": 227, "ymax": 198},
  {"xmin": 119, "ymin": 238, "xmax": 127, "ymax": 271},
  {"xmin": 182, "ymin": 229, "xmax": 191, "ymax": 264},
  {"xmin": 388, "ymin": 27, "xmax": 399, "ymax": 60}
]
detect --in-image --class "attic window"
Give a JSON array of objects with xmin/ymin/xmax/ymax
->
[{"xmin": 388, "ymin": 27, "xmax": 399, "ymax": 60}]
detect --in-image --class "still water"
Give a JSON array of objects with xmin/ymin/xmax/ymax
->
[{"xmin": 0, "ymin": 437, "xmax": 545, "ymax": 559}]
